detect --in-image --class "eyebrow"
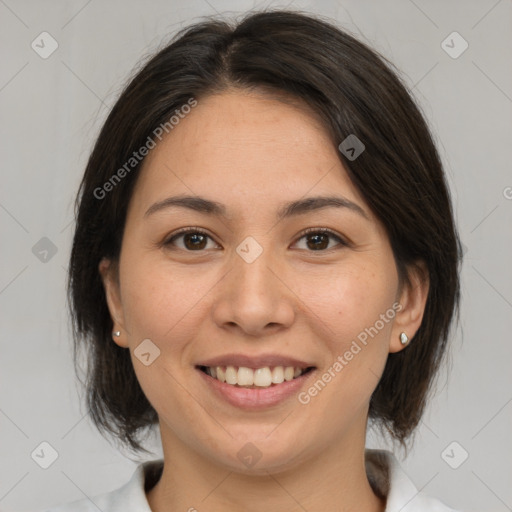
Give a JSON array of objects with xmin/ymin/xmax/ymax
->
[{"xmin": 144, "ymin": 194, "xmax": 369, "ymax": 221}]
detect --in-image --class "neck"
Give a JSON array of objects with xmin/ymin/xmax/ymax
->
[{"xmin": 147, "ymin": 423, "xmax": 385, "ymax": 512}]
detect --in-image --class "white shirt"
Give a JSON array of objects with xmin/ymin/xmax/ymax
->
[{"xmin": 44, "ymin": 449, "xmax": 459, "ymax": 511}]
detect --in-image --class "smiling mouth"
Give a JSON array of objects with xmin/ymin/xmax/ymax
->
[{"xmin": 197, "ymin": 365, "xmax": 315, "ymax": 388}]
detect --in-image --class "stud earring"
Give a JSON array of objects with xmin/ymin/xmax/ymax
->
[
  {"xmin": 400, "ymin": 332, "xmax": 409, "ymax": 345},
  {"xmin": 113, "ymin": 330, "xmax": 121, "ymax": 337}
]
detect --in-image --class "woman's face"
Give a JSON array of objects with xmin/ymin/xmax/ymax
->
[{"xmin": 101, "ymin": 90, "xmax": 427, "ymax": 473}]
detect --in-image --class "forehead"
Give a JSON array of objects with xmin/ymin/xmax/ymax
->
[{"xmin": 129, "ymin": 91, "xmax": 369, "ymax": 219}]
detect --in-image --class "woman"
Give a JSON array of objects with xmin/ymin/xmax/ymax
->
[{"xmin": 47, "ymin": 9, "xmax": 462, "ymax": 512}]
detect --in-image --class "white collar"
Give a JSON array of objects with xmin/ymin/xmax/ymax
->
[
  {"xmin": 51, "ymin": 449, "xmax": 457, "ymax": 511},
  {"xmin": 365, "ymin": 450, "xmax": 458, "ymax": 511}
]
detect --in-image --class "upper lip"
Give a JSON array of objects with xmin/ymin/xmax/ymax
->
[{"xmin": 196, "ymin": 354, "xmax": 315, "ymax": 369}]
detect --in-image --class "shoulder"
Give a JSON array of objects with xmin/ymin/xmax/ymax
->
[
  {"xmin": 365, "ymin": 449, "xmax": 462, "ymax": 512},
  {"xmin": 41, "ymin": 459, "xmax": 164, "ymax": 512},
  {"xmin": 42, "ymin": 453, "xmax": 460, "ymax": 512}
]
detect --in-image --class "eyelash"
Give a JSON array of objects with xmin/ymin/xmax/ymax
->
[{"xmin": 163, "ymin": 226, "xmax": 348, "ymax": 252}]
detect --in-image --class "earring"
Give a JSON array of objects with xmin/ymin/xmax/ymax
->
[
  {"xmin": 400, "ymin": 332, "xmax": 409, "ymax": 345},
  {"xmin": 113, "ymin": 330, "xmax": 121, "ymax": 337}
]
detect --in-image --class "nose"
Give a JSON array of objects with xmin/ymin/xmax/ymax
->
[{"xmin": 211, "ymin": 240, "xmax": 296, "ymax": 337}]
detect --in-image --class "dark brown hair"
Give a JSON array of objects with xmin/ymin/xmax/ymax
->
[{"xmin": 68, "ymin": 9, "xmax": 462, "ymax": 454}]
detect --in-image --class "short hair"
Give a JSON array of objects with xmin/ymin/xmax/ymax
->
[{"xmin": 68, "ymin": 9, "xmax": 462, "ymax": 454}]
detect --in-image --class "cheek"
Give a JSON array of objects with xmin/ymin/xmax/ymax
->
[
  {"xmin": 118, "ymin": 253, "xmax": 198, "ymax": 343},
  {"xmin": 297, "ymin": 261, "xmax": 396, "ymax": 399},
  {"xmin": 117, "ymin": 256, "xmax": 202, "ymax": 411},
  {"xmin": 296, "ymin": 261, "xmax": 397, "ymax": 338}
]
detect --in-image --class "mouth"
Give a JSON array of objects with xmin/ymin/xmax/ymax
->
[
  {"xmin": 196, "ymin": 365, "xmax": 316, "ymax": 389},
  {"xmin": 194, "ymin": 354, "xmax": 318, "ymax": 409}
]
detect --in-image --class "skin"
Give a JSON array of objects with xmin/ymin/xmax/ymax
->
[{"xmin": 100, "ymin": 90, "xmax": 429, "ymax": 512}]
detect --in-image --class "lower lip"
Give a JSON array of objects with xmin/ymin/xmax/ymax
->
[{"xmin": 196, "ymin": 368, "xmax": 316, "ymax": 410}]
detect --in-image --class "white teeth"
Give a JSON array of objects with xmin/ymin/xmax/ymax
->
[
  {"xmin": 271, "ymin": 366, "xmax": 284, "ymax": 384},
  {"xmin": 254, "ymin": 367, "xmax": 272, "ymax": 387},
  {"xmin": 216, "ymin": 366, "xmax": 226, "ymax": 382},
  {"xmin": 284, "ymin": 366, "xmax": 294, "ymax": 381},
  {"xmin": 225, "ymin": 365, "xmax": 237, "ymax": 385},
  {"xmin": 237, "ymin": 366, "xmax": 253, "ymax": 386},
  {"xmin": 203, "ymin": 365, "xmax": 309, "ymax": 388}
]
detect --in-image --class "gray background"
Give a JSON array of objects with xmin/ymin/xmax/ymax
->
[{"xmin": 1, "ymin": 0, "xmax": 511, "ymax": 511}]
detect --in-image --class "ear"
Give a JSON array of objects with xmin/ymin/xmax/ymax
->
[
  {"xmin": 389, "ymin": 261, "xmax": 429, "ymax": 354},
  {"xmin": 98, "ymin": 257, "xmax": 129, "ymax": 348}
]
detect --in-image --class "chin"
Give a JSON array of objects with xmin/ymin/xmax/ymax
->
[{"xmin": 205, "ymin": 431, "xmax": 310, "ymax": 475}]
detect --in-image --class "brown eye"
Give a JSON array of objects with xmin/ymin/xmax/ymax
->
[
  {"xmin": 293, "ymin": 229, "xmax": 347, "ymax": 251},
  {"xmin": 164, "ymin": 228, "xmax": 219, "ymax": 251},
  {"xmin": 182, "ymin": 232, "xmax": 208, "ymax": 250},
  {"xmin": 305, "ymin": 232, "xmax": 330, "ymax": 250},
  {"xmin": 164, "ymin": 227, "xmax": 347, "ymax": 252}
]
